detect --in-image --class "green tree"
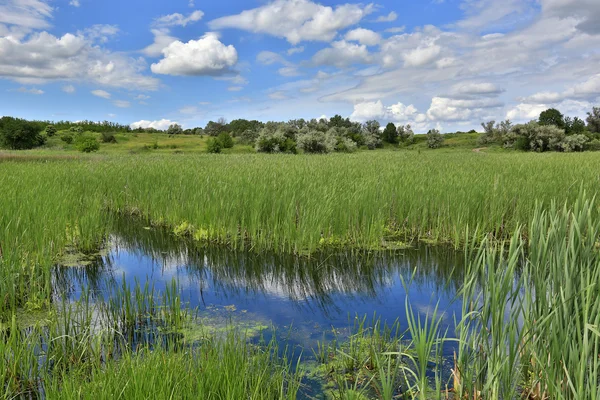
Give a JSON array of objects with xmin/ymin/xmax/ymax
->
[
  {"xmin": 75, "ymin": 134, "xmax": 100, "ymax": 153},
  {"xmin": 0, "ymin": 116, "xmax": 45, "ymax": 150},
  {"xmin": 217, "ymin": 132, "xmax": 234, "ymax": 148},
  {"xmin": 564, "ymin": 116, "xmax": 586, "ymax": 135},
  {"xmin": 586, "ymin": 107, "xmax": 600, "ymax": 134},
  {"xmin": 427, "ymin": 129, "xmax": 444, "ymax": 149},
  {"xmin": 539, "ymin": 108, "xmax": 565, "ymax": 129},
  {"xmin": 397, "ymin": 124, "xmax": 414, "ymax": 143},
  {"xmin": 382, "ymin": 123, "xmax": 399, "ymax": 144},
  {"xmin": 206, "ymin": 137, "xmax": 222, "ymax": 153},
  {"xmin": 167, "ymin": 124, "xmax": 183, "ymax": 136}
]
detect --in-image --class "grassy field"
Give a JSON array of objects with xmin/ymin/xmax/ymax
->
[{"xmin": 2, "ymin": 148, "xmax": 600, "ymax": 398}]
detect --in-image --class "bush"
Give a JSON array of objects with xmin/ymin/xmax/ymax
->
[
  {"xmin": 60, "ymin": 133, "xmax": 74, "ymax": 144},
  {"xmin": 427, "ymin": 129, "xmax": 444, "ymax": 149},
  {"xmin": 397, "ymin": 124, "xmax": 414, "ymax": 144},
  {"xmin": 75, "ymin": 134, "xmax": 100, "ymax": 153},
  {"xmin": 100, "ymin": 132, "xmax": 117, "ymax": 143},
  {"xmin": 255, "ymin": 127, "xmax": 296, "ymax": 153},
  {"xmin": 335, "ymin": 137, "xmax": 358, "ymax": 153},
  {"xmin": 559, "ymin": 134, "xmax": 588, "ymax": 152},
  {"xmin": 297, "ymin": 129, "xmax": 336, "ymax": 153},
  {"xmin": 0, "ymin": 116, "xmax": 45, "ymax": 150},
  {"xmin": 585, "ymin": 139, "xmax": 600, "ymax": 151},
  {"xmin": 239, "ymin": 129, "xmax": 259, "ymax": 145},
  {"xmin": 45, "ymin": 125, "xmax": 57, "ymax": 137},
  {"xmin": 206, "ymin": 137, "xmax": 222, "ymax": 153},
  {"xmin": 217, "ymin": 132, "xmax": 234, "ymax": 149}
]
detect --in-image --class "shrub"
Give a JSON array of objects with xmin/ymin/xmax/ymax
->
[
  {"xmin": 100, "ymin": 132, "xmax": 117, "ymax": 143},
  {"xmin": 255, "ymin": 127, "xmax": 296, "ymax": 153},
  {"xmin": 509, "ymin": 122, "xmax": 565, "ymax": 152},
  {"xmin": 206, "ymin": 137, "xmax": 222, "ymax": 153},
  {"xmin": 559, "ymin": 134, "xmax": 588, "ymax": 152},
  {"xmin": 75, "ymin": 134, "xmax": 100, "ymax": 153},
  {"xmin": 44, "ymin": 125, "xmax": 57, "ymax": 137},
  {"xmin": 427, "ymin": 129, "xmax": 444, "ymax": 149},
  {"xmin": 0, "ymin": 116, "xmax": 45, "ymax": 149},
  {"xmin": 297, "ymin": 129, "xmax": 336, "ymax": 153},
  {"xmin": 217, "ymin": 132, "xmax": 234, "ymax": 149},
  {"xmin": 60, "ymin": 133, "xmax": 74, "ymax": 144},
  {"xmin": 335, "ymin": 137, "xmax": 358, "ymax": 153},
  {"xmin": 585, "ymin": 139, "xmax": 600, "ymax": 151},
  {"xmin": 239, "ymin": 129, "xmax": 259, "ymax": 145},
  {"xmin": 70, "ymin": 126, "xmax": 84, "ymax": 134}
]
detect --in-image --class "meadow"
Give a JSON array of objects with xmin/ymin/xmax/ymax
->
[{"xmin": 1, "ymin": 148, "xmax": 600, "ymax": 398}]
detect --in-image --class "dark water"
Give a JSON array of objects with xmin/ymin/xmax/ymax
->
[{"xmin": 54, "ymin": 217, "xmax": 465, "ymax": 355}]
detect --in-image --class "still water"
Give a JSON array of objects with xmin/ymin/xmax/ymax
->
[{"xmin": 54, "ymin": 217, "xmax": 464, "ymax": 354}]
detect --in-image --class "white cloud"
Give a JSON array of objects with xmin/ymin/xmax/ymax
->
[
  {"xmin": 451, "ymin": 82, "xmax": 504, "ymax": 96},
  {"xmin": 385, "ymin": 26, "xmax": 405, "ymax": 33},
  {"xmin": 208, "ymin": 0, "xmax": 374, "ymax": 45},
  {"xmin": 375, "ymin": 11, "xmax": 398, "ymax": 23},
  {"xmin": 542, "ymin": 0, "xmax": 600, "ymax": 35},
  {"xmin": 153, "ymin": 10, "xmax": 204, "ymax": 28},
  {"xmin": 287, "ymin": 46, "xmax": 305, "ymax": 55},
  {"xmin": 278, "ymin": 66, "xmax": 301, "ymax": 77},
  {"xmin": 426, "ymin": 96, "xmax": 503, "ymax": 122},
  {"xmin": 11, "ymin": 87, "xmax": 44, "ymax": 95},
  {"xmin": 256, "ymin": 51, "xmax": 286, "ymax": 66},
  {"xmin": 130, "ymin": 119, "xmax": 177, "ymax": 130},
  {"xmin": 403, "ymin": 44, "xmax": 442, "ymax": 67},
  {"xmin": 312, "ymin": 40, "xmax": 372, "ymax": 68},
  {"xmin": 151, "ymin": 33, "xmax": 238, "ymax": 76},
  {"xmin": 91, "ymin": 89, "xmax": 111, "ymax": 99},
  {"xmin": 350, "ymin": 100, "xmax": 423, "ymax": 123},
  {"xmin": 61, "ymin": 85, "xmax": 75, "ymax": 94},
  {"xmin": 228, "ymin": 86, "xmax": 243, "ymax": 91},
  {"xmin": 0, "ymin": 0, "xmax": 53, "ymax": 32},
  {"xmin": 113, "ymin": 100, "xmax": 130, "ymax": 108},
  {"xmin": 134, "ymin": 94, "xmax": 150, "ymax": 100},
  {"xmin": 79, "ymin": 24, "xmax": 119, "ymax": 44},
  {"xmin": 179, "ymin": 106, "xmax": 198, "ymax": 114},
  {"xmin": 345, "ymin": 28, "xmax": 381, "ymax": 46},
  {"xmin": 69, "ymin": 0, "xmax": 80, "ymax": 7},
  {"xmin": 520, "ymin": 91, "xmax": 563, "ymax": 103},
  {"xmin": 506, "ymin": 103, "xmax": 548, "ymax": 121},
  {"xmin": 0, "ymin": 31, "xmax": 159, "ymax": 89},
  {"xmin": 142, "ymin": 29, "xmax": 178, "ymax": 57}
]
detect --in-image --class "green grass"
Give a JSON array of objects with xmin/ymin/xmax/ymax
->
[{"xmin": 2, "ymin": 149, "xmax": 600, "ymax": 398}]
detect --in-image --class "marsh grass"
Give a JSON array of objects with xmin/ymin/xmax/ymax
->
[{"xmin": 2, "ymin": 151, "xmax": 600, "ymax": 398}]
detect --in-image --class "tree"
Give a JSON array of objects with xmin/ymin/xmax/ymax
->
[
  {"xmin": 0, "ymin": 116, "xmax": 45, "ymax": 150},
  {"xmin": 427, "ymin": 129, "xmax": 444, "ymax": 149},
  {"xmin": 206, "ymin": 137, "xmax": 222, "ymax": 153},
  {"xmin": 382, "ymin": 123, "xmax": 399, "ymax": 144},
  {"xmin": 205, "ymin": 119, "xmax": 228, "ymax": 136},
  {"xmin": 587, "ymin": 107, "xmax": 600, "ymax": 134},
  {"xmin": 75, "ymin": 134, "xmax": 100, "ymax": 153},
  {"xmin": 564, "ymin": 117, "xmax": 586, "ymax": 135},
  {"xmin": 539, "ymin": 108, "xmax": 565, "ymax": 129},
  {"xmin": 328, "ymin": 114, "xmax": 352, "ymax": 129},
  {"xmin": 167, "ymin": 124, "xmax": 183, "ymax": 136},
  {"xmin": 397, "ymin": 124, "xmax": 414, "ymax": 143}
]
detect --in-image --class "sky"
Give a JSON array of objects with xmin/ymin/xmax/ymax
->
[{"xmin": 0, "ymin": 0, "xmax": 599, "ymax": 132}]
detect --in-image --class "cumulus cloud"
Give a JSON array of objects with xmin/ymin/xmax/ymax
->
[
  {"xmin": 142, "ymin": 29, "xmax": 178, "ymax": 57},
  {"xmin": 287, "ymin": 46, "xmax": 305, "ymax": 55},
  {"xmin": 350, "ymin": 100, "xmax": 423, "ymax": 123},
  {"xmin": 69, "ymin": 0, "xmax": 80, "ymax": 7},
  {"xmin": 375, "ymin": 11, "xmax": 398, "ymax": 23},
  {"xmin": 426, "ymin": 96, "xmax": 503, "ymax": 122},
  {"xmin": 403, "ymin": 44, "xmax": 442, "ymax": 67},
  {"xmin": 312, "ymin": 40, "xmax": 372, "ymax": 68},
  {"xmin": 91, "ymin": 89, "xmax": 111, "ymax": 99},
  {"xmin": 0, "ymin": 31, "xmax": 159, "ymax": 89},
  {"xmin": 153, "ymin": 10, "xmax": 204, "ymax": 28},
  {"xmin": 345, "ymin": 28, "xmax": 381, "ymax": 46},
  {"xmin": 130, "ymin": 119, "xmax": 177, "ymax": 130},
  {"xmin": 208, "ymin": 0, "xmax": 374, "ymax": 44},
  {"xmin": 151, "ymin": 33, "xmax": 238, "ymax": 76}
]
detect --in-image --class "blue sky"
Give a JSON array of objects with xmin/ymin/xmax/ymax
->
[{"xmin": 0, "ymin": 0, "xmax": 599, "ymax": 132}]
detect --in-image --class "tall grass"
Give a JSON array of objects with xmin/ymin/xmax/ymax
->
[{"xmin": 2, "ymin": 151, "xmax": 600, "ymax": 397}]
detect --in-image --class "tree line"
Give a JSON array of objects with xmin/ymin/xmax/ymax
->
[{"xmin": 1, "ymin": 105, "xmax": 599, "ymax": 153}]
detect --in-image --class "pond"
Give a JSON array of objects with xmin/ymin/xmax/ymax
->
[{"xmin": 54, "ymin": 217, "xmax": 465, "ymax": 357}]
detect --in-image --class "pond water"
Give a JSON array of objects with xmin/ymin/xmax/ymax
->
[{"xmin": 54, "ymin": 217, "xmax": 465, "ymax": 358}]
